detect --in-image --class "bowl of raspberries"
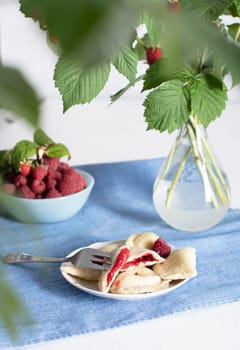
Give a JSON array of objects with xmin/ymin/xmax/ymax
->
[{"xmin": 0, "ymin": 129, "xmax": 94, "ymax": 223}]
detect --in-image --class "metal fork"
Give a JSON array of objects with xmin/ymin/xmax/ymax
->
[{"xmin": 2, "ymin": 248, "xmax": 112, "ymax": 271}]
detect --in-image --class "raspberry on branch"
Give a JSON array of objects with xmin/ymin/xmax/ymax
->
[
  {"xmin": 146, "ymin": 47, "xmax": 163, "ymax": 65},
  {"xmin": 167, "ymin": 1, "xmax": 180, "ymax": 13}
]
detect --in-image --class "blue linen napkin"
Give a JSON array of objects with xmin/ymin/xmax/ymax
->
[{"xmin": 0, "ymin": 158, "xmax": 240, "ymax": 349}]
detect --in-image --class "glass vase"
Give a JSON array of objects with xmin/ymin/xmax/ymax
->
[{"xmin": 153, "ymin": 117, "xmax": 231, "ymax": 232}]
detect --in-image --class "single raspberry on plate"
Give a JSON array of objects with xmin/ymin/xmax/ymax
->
[
  {"xmin": 19, "ymin": 162, "xmax": 31, "ymax": 176},
  {"xmin": 45, "ymin": 188, "xmax": 62, "ymax": 198},
  {"xmin": 31, "ymin": 179, "xmax": 46, "ymax": 194},
  {"xmin": 43, "ymin": 156, "xmax": 60, "ymax": 171},
  {"xmin": 152, "ymin": 237, "xmax": 171, "ymax": 258},
  {"xmin": 14, "ymin": 174, "xmax": 28, "ymax": 187},
  {"xmin": 2, "ymin": 183, "xmax": 16, "ymax": 195},
  {"xmin": 19, "ymin": 185, "xmax": 36, "ymax": 199},
  {"xmin": 146, "ymin": 47, "xmax": 163, "ymax": 65},
  {"xmin": 32, "ymin": 165, "xmax": 48, "ymax": 180}
]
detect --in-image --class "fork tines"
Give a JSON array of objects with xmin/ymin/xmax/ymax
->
[{"xmin": 90, "ymin": 250, "xmax": 112, "ymax": 270}]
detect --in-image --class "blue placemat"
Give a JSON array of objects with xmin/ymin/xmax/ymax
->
[{"xmin": 0, "ymin": 158, "xmax": 240, "ymax": 349}]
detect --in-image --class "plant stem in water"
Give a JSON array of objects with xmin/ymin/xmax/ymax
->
[
  {"xmin": 153, "ymin": 134, "xmax": 180, "ymax": 192},
  {"xmin": 186, "ymin": 122, "xmax": 218, "ymax": 208},
  {"xmin": 165, "ymin": 147, "xmax": 191, "ymax": 207}
]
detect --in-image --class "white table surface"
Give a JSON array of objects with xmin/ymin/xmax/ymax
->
[{"xmin": 1, "ymin": 1, "xmax": 240, "ymax": 349}]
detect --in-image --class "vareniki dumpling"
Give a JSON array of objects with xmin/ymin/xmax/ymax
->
[
  {"xmin": 98, "ymin": 245, "xmax": 165, "ymax": 293},
  {"xmin": 98, "ymin": 245, "xmax": 131, "ymax": 293},
  {"xmin": 153, "ymin": 247, "xmax": 197, "ymax": 280},
  {"xmin": 60, "ymin": 264, "xmax": 100, "ymax": 281},
  {"xmin": 63, "ymin": 232, "xmax": 197, "ymax": 296},
  {"xmin": 121, "ymin": 246, "xmax": 165, "ymax": 271},
  {"xmin": 126, "ymin": 232, "xmax": 159, "ymax": 250},
  {"xmin": 110, "ymin": 267, "xmax": 169, "ymax": 295}
]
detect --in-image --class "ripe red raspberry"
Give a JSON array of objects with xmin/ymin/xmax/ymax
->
[
  {"xmin": 2, "ymin": 183, "xmax": 16, "ymax": 195},
  {"xmin": 32, "ymin": 165, "xmax": 48, "ymax": 180},
  {"xmin": 58, "ymin": 162, "xmax": 70, "ymax": 171},
  {"xmin": 58, "ymin": 169, "xmax": 77, "ymax": 196},
  {"xmin": 19, "ymin": 185, "xmax": 35, "ymax": 199},
  {"xmin": 45, "ymin": 176, "xmax": 57, "ymax": 190},
  {"xmin": 14, "ymin": 174, "xmax": 28, "ymax": 187},
  {"xmin": 43, "ymin": 156, "xmax": 60, "ymax": 171},
  {"xmin": 45, "ymin": 188, "xmax": 62, "ymax": 198},
  {"xmin": 49, "ymin": 170, "xmax": 62, "ymax": 181},
  {"xmin": 31, "ymin": 179, "xmax": 46, "ymax": 194},
  {"xmin": 167, "ymin": 2, "xmax": 180, "ymax": 13},
  {"xmin": 75, "ymin": 172, "xmax": 86, "ymax": 192},
  {"xmin": 152, "ymin": 237, "xmax": 171, "ymax": 258},
  {"xmin": 146, "ymin": 47, "xmax": 163, "ymax": 65},
  {"xmin": 19, "ymin": 162, "xmax": 31, "ymax": 176}
]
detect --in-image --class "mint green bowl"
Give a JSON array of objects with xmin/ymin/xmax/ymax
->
[{"xmin": 0, "ymin": 170, "xmax": 94, "ymax": 224}]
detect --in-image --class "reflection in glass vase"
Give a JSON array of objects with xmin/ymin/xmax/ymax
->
[{"xmin": 153, "ymin": 116, "xmax": 231, "ymax": 232}]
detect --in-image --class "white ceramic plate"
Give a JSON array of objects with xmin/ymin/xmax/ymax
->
[{"xmin": 60, "ymin": 241, "xmax": 191, "ymax": 301}]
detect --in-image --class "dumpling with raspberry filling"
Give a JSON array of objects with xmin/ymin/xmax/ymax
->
[
  {"xmin": 98, "ymin": 245, "xmax": 131, "ymax": 293},
  {"xmin": 110, "ymin": 267, "xmax": 169, "ymax": 295}
]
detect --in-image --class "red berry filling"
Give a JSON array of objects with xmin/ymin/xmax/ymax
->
[
  {"xmin": 106, "ymin": 247, "xmax": 130, "ymax": 287},
  {"xmin": 122, "ymin": 252, "xmax": 161, "ymax": 270}
]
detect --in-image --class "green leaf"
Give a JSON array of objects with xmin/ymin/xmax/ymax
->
[
  {"xmin": 11, "ymin": 140, "xmax": 37, "ymax": 171},
  {"xmin": 143, "ymin": 80, "xmax": 190, "ymax": 133},
  {"xmin": 112, "ymin": 47, "xmax": 138, "ymax": 84},
  {"xmin": 181, "ymin": 0, "xmax": 232, "ymax": 20},
  {"xmin": 142, "ymin": 59, "xmax": 197, "ymax": 91},
  {"xmin": 54, "ymin": 55, "xmax": 111, "ymax": 112},
  {"xmin": 0, "ymin": 150, "xmax": 11, "ymax": 172},
  {"xmin": 203, "ymin": 57, "xmax": 226, "ymax": 82},
  {"xmin": 227, "ymin": 23, "xmax": 240, "ymax": 42},
  {"xmin": 228, "ymin": 0, "xmax": 240, "ymax": 16},
  {"xmin": 190, "ymin": 73, "xmax": 227, "ymax": 127},
  {"xmin": 46, "ymin": 143, "xmax": 71, "ymax": 159},
  {"xmin": 134, "ymin": 33, "xmax": 151, "ymax": 60},
  {"xmin": 0, "ymin": 270, "xmax": 31, "ymax": 337},
  {"xmin": 34, "ymin": 128, "xmax": 54, "ymax": 145},
  {"xmin": 19, "ymin": 0, "xmax": 138, "ymax": 66},
  {"xmin": 143, "ymin": 59, "xmax": 172, "ymax": 91},
  {"xmin": 140, "ymin": 11, "xmax": 162, "ymax": 46},
  {"xmin": 0, "ymin": 66, "xmax": 40, "ymax": 127}
]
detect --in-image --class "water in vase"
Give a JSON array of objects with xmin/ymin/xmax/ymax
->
[{"xmin": 153, "ymin": 180, "xmax": 230, "ymax": 232}]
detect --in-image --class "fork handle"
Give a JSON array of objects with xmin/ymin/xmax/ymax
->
[{"xmin": 2, "ymin": 253, "xmax": 66, "ymax": 264}]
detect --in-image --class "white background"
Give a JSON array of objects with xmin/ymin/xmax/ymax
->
[{"xmin": 1, "ymin": 1, "xmax": 240, "ymax": 350}]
